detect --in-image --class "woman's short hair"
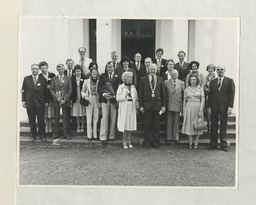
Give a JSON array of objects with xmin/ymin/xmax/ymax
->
[
  {"xmin": 188, "ymin": 61, "xmax": 200, "ymax": 70},
  {"xmin": 39, "ymin": 61, "xmax": 48, "ymax": 69},
  {"xmin": 89, "ymin": 62, "xmax": 98, "ymax": 72},
  {"xmin": 120, "ymin": 55, "xmax": 130, "ymax": 67},
  {"xmin": 121, "ymin": 71, "xmax": 133, "ymax": 82},
  {"xmin": 206, "ymin": 64, "xmax": 216, "ymax": 71},
  {"xmin": 74, "ymin": 64, "xmax": 82, "ymax": 71},
  {"xmin": 166, "ymin": 59, "xmax": 175, "ymax": 67},
  {"xmin": 188, "ymin": 74, "xmax": 200, "ymax": 86}
]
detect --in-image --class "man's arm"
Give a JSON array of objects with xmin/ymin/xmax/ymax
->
[{"xmin": 21, "ymin": 77, "xmax": 27, "ymax": 108}]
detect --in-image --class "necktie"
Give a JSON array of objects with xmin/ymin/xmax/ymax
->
[
  {"xmin": 217, "ymin": 78, "xmax": 221, "ymax": 90},
  {"xmin": 69, "ymin": 70, "xmax": 71, "ymax": 77},
  {"xmin": 60, "ymin": 76, "xmax": 62, "ymax": 82},
  {"xmin": 81, "ymin": 58, "xmax": 84, "ymax": 70},
  {"xmin": 137, "ymin": 62, "xmax": 140, "ymax": 70},
  {"xmin": 173, "ymin": 79, "xmax": 176, "ymax": 87},
  {"xmin": 109, "ymin": 73, "xmax": 112, "ymax": 81},
  {"xmin": 113, "ymin": 62, "xmax": 116, "ymax": 69},
  {"xmin": 151, "ymin": 76, "xmax": 155, "ymax": 89},
  {"xmin": 33, "ymin": 76, "xmax": 37, "ymax": 87}
]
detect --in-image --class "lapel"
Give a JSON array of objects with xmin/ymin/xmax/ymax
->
[
  {"xmin": 166, "ymin": 79, "xmax": 175, "ymax": 92},
  {"xmin": 219, "ymin": 76, "xmax": 227, "ymax": 92}
]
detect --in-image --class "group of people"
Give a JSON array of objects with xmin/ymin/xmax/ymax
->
[{"xmin": 21, "ymin": 47, "xmax": 235, "ymax": 152}]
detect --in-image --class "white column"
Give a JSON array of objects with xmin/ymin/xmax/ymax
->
[
  {"xmin": 83, "ymin": 19, "xmax": 90, "ymax": 58},
  {"xmin": 155, "ymin": 20, "xmax": 188, "ymax": 62},
  {"xmin": 96, "ymin": 19, "xmax": 121, "ymax": 73}
]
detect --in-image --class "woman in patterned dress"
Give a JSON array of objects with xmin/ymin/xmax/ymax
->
[
  {"xmin": 39, "ymin": 61, "xmax": 55, "ymax": 134},
  {"xmin": 182, "ymin": 74, "xmax": 205, "ymax": 149},
  {"xmin": 71, "ymin": 65, "xmax": 86, "ymax": 133}
]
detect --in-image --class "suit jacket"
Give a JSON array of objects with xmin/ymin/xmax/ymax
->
[
  {"xmin": 98, "ymin": 71, "xmax": 119, "ymax": 104},
  {"xmin": 50, "ymin": 75, "xmax": 72, "ymax": 107},
  {"xmin": 39, "ymin": 72, "xmax": 55, "ymax": 100},
  {"xmin": 70, "ymin": 76, "xmax": 85, "ymax": 103},
  {"xmin": 131, "ymin": 62, "xmax": 147, "ymax": 88},
  {"xmin": 208, "ymin": 76, "xmax": 235, "ymax": 113},
  {"xmin": 64, "ymin": 69, "xmax": 75, "ymax": 78},
  {"xmin": 139, "ymin": 75, "xmax": 166, "ymax": 111},
  {"xmin": 164, "ymin": 79, "xmax": 184, "ymax": 112},
  {"xmin": 117, "ymin": 68, "xmax": 137, "ymax": 88},
  {"xmin": 105, "ymin": 61, "xmax": 122, "ymax": 73},
  {"xmin": 153, "ymin": 58, "xmax": 167, "ymax": 77},
  {"xmin": 21, "ymin": 75, "xmax": 49, "ymax": 108},
  {"xmin": 174, "ymin": 62, "xmax": 190, "ymax": 82}
]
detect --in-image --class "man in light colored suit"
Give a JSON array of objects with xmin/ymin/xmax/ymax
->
[
  {"xmin": 164, "ymin": 69, "xmax": 184, "ymax": 143},
  {"xmin": 50, "ymin": 64, "xmax": 72, "ymax": 144},
  {"xmin": 208, "ymin": 65, "xmax": 235, "ymax": 152},
  {"xmin": 78, "ymin": 47, "xmax": 92, "ymax": 78}
]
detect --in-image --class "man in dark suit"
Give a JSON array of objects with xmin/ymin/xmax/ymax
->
[
  {"xmin": 104, "ymin": 51, "xmax": 122, "ymax": 73},
  {"xmin": 139, "ymin": 63, "xmax": 166, "ymax": 149},
  {"xmin": 208, "ymin": 65, "xmax": 235, "ymax": 152},
  {"xmin": 98, "ymin": 61, "xmax": 119, "ymax": 145},
  {"xmin": 64, "ymin": 59, "xmax": 75, "ymax": 78},
  {"xmin": 174, "ymin": 51, "xmax": 190, "ymax": 82},
  {"xmin": 50, "ymin": 64, "xmax": 72, "ymax": 145},
  {"xmin": 21, "ymin": 64, "xmax": 49, "ymax": 141},
  {"xmin": 130, "ymin": 53, "xmax": 147, "ymax": 89},
  {"xmin": 153, "ymin": 48, "xmax": 167, "ymax": 78}
]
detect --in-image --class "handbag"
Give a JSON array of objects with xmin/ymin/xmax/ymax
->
[
  {"xmin": 80, "ymin": 97, "xmax": 89, "ymax": 106},
  {"xmin": 193, "ymin": 116, "xmax": 208, "ymax": 131}
]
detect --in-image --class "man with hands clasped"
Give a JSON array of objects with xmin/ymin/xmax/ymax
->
[
  {"xmin": 50, "ymin": 64, "xmax": 72, "ymax": 145},
  {"xmin": 139, "ymin": 64, "xmax": 166, "ymax": 150},
  {"xmin": 208, "ymin": 65, "xmax": 235, "ymax": 152},
  {"xmin": 21, "ymin": 64, "xmax": 49, "ymax": 142}
]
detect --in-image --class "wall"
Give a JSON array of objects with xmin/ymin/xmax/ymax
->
[{"xmin": 19, "ymin": 17, "xmax": 84, "ymax": 121}]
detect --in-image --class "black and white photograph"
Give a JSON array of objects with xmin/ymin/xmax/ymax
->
[{"xmin": 18, "ymin": 17, "xmax": 239, "ymax": 187}]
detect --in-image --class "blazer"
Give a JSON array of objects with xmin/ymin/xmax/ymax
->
[
  {"xmin": 164, "ymin": 79, "xmax": 184, "ymax": 112},
  {"xmin": 70, "ymin": 76, "xmax": 85, "ymax": 103},
  {"xmin": 208, "ymin": 76, "xmax": 235, "ymax": 113},
  {"xmin": 21, "ymin": 75, "xmax": 49, "ymax": 108},
  {"xmin": 81, "ymin": 78, "xmax": 100, "ymax": 105},
  {"xmin": 174, "ymin": 62, "xmax": 190, "ymax": 82},
  {"xmin": 105, "ymin": 61, "xmax": 122, "ymax": 73},
  {"xmin": 153, "ymin": 58, "xmax": 167, "ymax": 77},
  {"xmin": 131, "ymin": 62, "xmax": 147, "ymax": 88},
  {"xmin": 117, "ymin": 68, "xmax": 138, "ymax": 88},
  {"xmin": 139, "ymin": 75, "xmax": 166, "ymax": 111},
  {"xmin": 50, "ymin": 75, "xmax": 72, "ymax": 107},
  {"xmin": 98, "ymin": 71, "xmax": 119, "ymax": 104},
  {"xmin": 64, "ymin": 69, "xmax": 75, "ymax": 78},
  {"xmin": 39, "ymin": 72, "xmax": 56, "ymax": 100}
]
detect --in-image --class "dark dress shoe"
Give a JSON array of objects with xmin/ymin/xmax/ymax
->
[
  {"xmin": 221, "ymin": 147, "xmax": 229, "ymax": 152},
  {"xmin": 154, "ymin": 145, "xmax": 160, "ymax": 150},
  {"xmin": 94, "ymin": 138, "xmax": 99, "ymax": 141},
  {"xmin": 143, "ymin": 146, "xmax": 150, "ymax": 150},
  {"xmin": 66, "ymin": 136, "xmax": 71, "ymax": 140},
  {"xmin": 101, "ymin": 140, "xmax": 108, "ymax": 146},
  {"xmin": 108, "ymin": 139, "xmax": 114, "ymax": 141},
  {"xmin": 88, "ymin": 138, "xmax": 92, "ymax": 141},
  {"xmin": 210, "ymin": 146, "xmax": 218, "ymax": 150},
  {"xmin": 30, "ymin": 137, "xmax": 36, "ymax": 142},
  {"xmin": 41, "ymin": 137, "xmax": 46, "ymax": 142},
  {"xmin": 165, "ymin": 140, "xmax": 171, "ymax": 145}
]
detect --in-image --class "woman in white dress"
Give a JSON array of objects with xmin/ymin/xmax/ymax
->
[
  {"xmin": 71, "ymin": 65, "xmax": 86, "ymax": 133},
  {"xmin": 182, "ymin": 74, "xmax": 205, "ymax": 149},
  {"xmin": 116, "ymin": 71, "xmax": 139, "ymax": 149}
]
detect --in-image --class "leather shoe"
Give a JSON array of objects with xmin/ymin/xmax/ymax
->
[
  {"xmin": 143, "ymin": 146, "xmax": 150, "ymax": 150},
  {"xmin": 154, "ymin": 145, "xmax": 160, "ymax": 150},
  {"xmin": 66, "ymin": 136, "xmax": 71, "ymax": 140},
  {"xmin": 88, "ymin": 138, "xmax": 92, "ymax": 141},
  {"xmin": 108, "ymin": 139, "xmax": 114, "ymax": 141},
  {"xmin": 101, "ymin": 140, "xmax": 108, "ymax": 146},
  {"xmin": 41, "ymin": 137, "xmax": 46, "ymax": 142},
  {"xmin": 30, "ymin": 137, "xmax": 36, "ymax": 142},
  {"xmin": 221, "ymin": 147, "xmax": 229, "ymax": 152}
]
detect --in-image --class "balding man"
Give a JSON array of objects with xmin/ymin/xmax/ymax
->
[
  {"xmin": 208, "ymin": 65, "xmax": 235, "ymax": 152},
  {"xmin": 164, "ymin": 69, "xmax": 184, "ymax": 143},
  {"xmin": 78, "ymin": 47, "xmax": 92, "ymax": 78},
  {"xmin": 139, "ymin": 63, "xmax": 166, "ymax": 149}
]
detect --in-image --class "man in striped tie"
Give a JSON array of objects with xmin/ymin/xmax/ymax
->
[
  {"xmin": 208, "ymin": 65, "xmax": 235, "ymax": 152},
  {"xmin": 78, "ymin": 47, "xmax": 92, "ymax": 78}
]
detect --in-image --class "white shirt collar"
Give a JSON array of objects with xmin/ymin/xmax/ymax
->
[{"xmin": 32, "ymin": 75, "xmax": 39, "ymax": 79}]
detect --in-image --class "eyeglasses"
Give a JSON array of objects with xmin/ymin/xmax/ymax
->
[{"xmin": 217, "ymin": 69, "xmax": 224, "ymax": 71}]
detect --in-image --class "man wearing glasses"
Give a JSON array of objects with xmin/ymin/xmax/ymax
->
[{"xmin": 208, "ymin": 65, "xmax": 235, "ymax": 152}]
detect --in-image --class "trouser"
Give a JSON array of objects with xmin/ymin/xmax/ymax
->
[
  {"xmin": 210, "ymin": 109, "xmax": 228, "ymax": 148},
  {"xmin": 27, "ymin": 107, "xmax": 45, "ymax": 139},
  {"xmin": 166, "ymin": 111, "xmax": 180, "ymax": 141},
  {"xmin": 143, "ymin": 109, "xmax": 160, "ymax": 147},
  {"xmin": 86, "ymin": 95, "xmax": 99, "ymax": 139},
  {"xmin": 99, "ymin": 101, "xmax": 117, "ymax": 141},
  {"xmin": 52, "ymin": 106, "xmax": 71, "ymax": 139}
]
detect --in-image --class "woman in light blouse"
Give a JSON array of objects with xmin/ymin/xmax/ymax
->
[
  {"xmin": 81, "ymin": 64, "xmax": 100, "ymax": 141},
  {"xmin": 71, "ymin": 65, "xmax": 86, "ymax": 133},
  {"xmin": 116, "ymin": 71, "xmax": 139, "ymax": 149},
  {"xmin": 185, "ymin": 61, "xmax": 205, "ymax": 88}
]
